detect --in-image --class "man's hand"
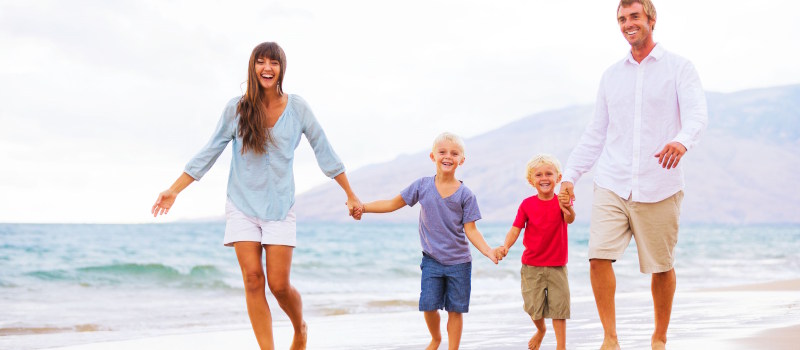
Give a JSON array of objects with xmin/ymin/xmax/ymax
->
[{"xmin": 654, "ymin": 141, "xmax": 687, "ymax": 169}]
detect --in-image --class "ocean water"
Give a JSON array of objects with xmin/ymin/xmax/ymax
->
[{"xmin": 1, "ymin": 223, "xmax": 799, "ymax": 349}]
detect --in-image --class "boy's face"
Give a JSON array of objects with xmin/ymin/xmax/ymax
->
[
  {"xmin": 430, "ymin": 140, "xmax": 465, "ymax": 175},
  {"xmin": 529, "ymin": 164, "xmax": 562, "ymax": 197}
]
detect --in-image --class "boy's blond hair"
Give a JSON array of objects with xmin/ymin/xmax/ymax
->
[
  {"xmin": 525, "ymin": 154, "xmax": 562, "ymax": 187},
  {"xmin": 432, "ymin": 132, "xmax": 466, "ymax": 154}
]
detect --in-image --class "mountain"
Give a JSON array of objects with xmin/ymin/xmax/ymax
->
[{"xmin": 295, "ymin": 84, "xmax": 800, "ymax": 224}]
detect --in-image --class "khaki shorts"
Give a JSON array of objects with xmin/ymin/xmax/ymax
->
[
  {"xmin": 589, "ymin": 186, "xmax": 683, "ymax": 273},
  {"xmin": 521, "ymin": 265, "xmax": 570, "ymax": 320}
]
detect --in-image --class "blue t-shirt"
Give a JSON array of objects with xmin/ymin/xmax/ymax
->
[{"xmin": 401, "ymin": 176, "xmax": 482, "ymax": 265}]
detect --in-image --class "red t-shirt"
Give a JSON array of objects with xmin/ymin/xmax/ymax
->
[{"xmin": 512, "ymin": 195, "xmax": 568, "ymax": 266}]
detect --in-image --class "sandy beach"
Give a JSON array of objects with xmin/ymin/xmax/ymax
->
[
  {"xmin": 5, "ymin": 223, "xmax": 797, "ymax": 349},
  {"xmin": 45, "ymin": 278, "xmax": 800, "ymax": 350}
]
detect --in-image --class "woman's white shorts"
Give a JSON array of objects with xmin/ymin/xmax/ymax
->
[{"xmin": 223, "ymin": 198, "xmax": 297, "ymax": 247}]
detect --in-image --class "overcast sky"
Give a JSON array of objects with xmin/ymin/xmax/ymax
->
[{"xmin": 1, "ymin": 0, "xmax": 798, "ymax": 223}]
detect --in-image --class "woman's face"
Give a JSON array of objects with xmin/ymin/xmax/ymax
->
[{"xmin": 254, "ymin": 56, "xmax": 281, "ymax": 90}]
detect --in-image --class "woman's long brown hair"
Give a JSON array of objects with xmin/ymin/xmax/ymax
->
[{"xmin": 237, "ymin": 42, "xmax": 287, "ymax": 155}]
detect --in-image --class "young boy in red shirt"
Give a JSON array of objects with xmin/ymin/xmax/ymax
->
[{"xmin": 496, "ymin": 154, "xmax": 575, "ymax": 350}]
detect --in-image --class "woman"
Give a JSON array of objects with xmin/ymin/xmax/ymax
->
[{"xmin": 151, "ymin": 42, "xmax": 361, "ymax": 350}]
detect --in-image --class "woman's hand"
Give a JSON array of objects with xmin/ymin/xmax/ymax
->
[
  {"xmin": 152, "ymin": 190, "xmax": 178, "ymax": 217},
  {"xmin": 152, "ymin": 173, "xmax": 195, "ymax": 217},
  {"xmin": 346, "ymin": 195, "xmax": 363, "ymax": 220}
]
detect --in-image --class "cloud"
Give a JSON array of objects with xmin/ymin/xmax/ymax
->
[{"xmin": 1, "ymin": 0, "xmax": 799, "ymax": 222}]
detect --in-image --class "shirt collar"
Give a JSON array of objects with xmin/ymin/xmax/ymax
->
[{"xmin": 625, "ymin": 42, "xmax": 665, "ymax": 64}]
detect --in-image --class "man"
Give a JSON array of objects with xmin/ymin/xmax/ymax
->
[{"xmin": 559, "ymin": 1, "xmax": 708, "ymax": 349}]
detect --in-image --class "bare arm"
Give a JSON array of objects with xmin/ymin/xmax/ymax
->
[
  {"xmin": 493, "ymin": 226, "xmax": 522, "ymax": 261},
  {"xmin": 151, "ymin": 172, "xmax": 196, "ymax": 217},
  {"xmin": 333, "ymin": 172, "xmax": 362, "ymax": 219},
  {"xmin": 502, "ymin": 226, "xmax": 523, "ymax": 251},
  {"xmin": 464, "ymin": 221, "xmax": 498, "ymax": 264},
  {"xmin": 559, "ymin": 198, "xmax": 576, "ymax": 224},
  {"xmin": 558, "ymin": 191, "xmax": 575, "ymax": 224},
  {"xmin": 362, "ymin": 195, "xmax": 406, "ymax": 214}
]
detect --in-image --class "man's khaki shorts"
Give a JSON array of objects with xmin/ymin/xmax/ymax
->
[
  {"xmin": 521, "ymin": 265, "xmax": 570, "ymax": 320},
  {"xmin": 589, "ymin": 186, "xmax": 684, "ymax": 273}
]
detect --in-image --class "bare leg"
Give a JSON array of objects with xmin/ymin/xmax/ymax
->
[
  {"xmin": 651, "ymin": 268, "xmax": 676, "ymax": 350},
  {"xmin": 590, "ymin": 259, "xmax": 620, "ymax": 350},
  {"xmin": 552, "ymin": 319, "xmax": 566, "ymax": 350},
  {"xmin": 264, "ymin": 245, "xmax": 307, "ymax": 350},
  {"xmin": 446, "ymin": 312, "xmax": 463, "ymax": 350},
  {"xmin": 529, "ymin": 317, "xmax": 546, "ymax": 350},
  {"xmin": 235, "ymin": 242, "xmax": 274, "ymax": 350},
  {"xmin": 424, "ymin": 311, "xmax": 442, "ymax": 350}
]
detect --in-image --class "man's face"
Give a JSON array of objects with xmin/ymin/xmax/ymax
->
[{"xmin": 617, "ymin": 2, "xmax": 655, "ymax": 49}]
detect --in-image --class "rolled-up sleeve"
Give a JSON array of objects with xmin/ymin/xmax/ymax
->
[
  {"xmin": 184, "ymin": 98, "xmax": 238, "ymax": 180},
  {"xmin": 296, "ymin": 97, "xmax": 345, "ymax": 178},
  {"xmin": 672, "ymin": 61, "xmax": 708, "ymax": 151}
]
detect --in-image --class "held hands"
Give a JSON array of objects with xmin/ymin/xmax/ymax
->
[
  {"xmin": 345, "ymin": 196, "xmax": 363, "ymax": 220},
  {"xmin": 654, "ymin": 141, "xmax": 687, "ymax": 169},
  {"xmin": 151, "ymin": 190, "xmax": 178, "ymax": 217},
  {"xmin": 486, "ymin": 247, "xmax": 499, "ymax": 264},
  {"xmin": 558, "ymin": 181, "xmax": 575, "ymax": 216},
  {"xmin": 494, "ymin": 246, "xmax": 509, "ymax": 262},
  {"xmin": 558, "ymin": 192, "xmax": 572, "ymax": 217}
]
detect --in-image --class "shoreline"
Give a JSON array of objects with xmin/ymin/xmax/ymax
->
[{"xmin": 38, "ymin": 278, "xmax": 800, "ymax": 350}]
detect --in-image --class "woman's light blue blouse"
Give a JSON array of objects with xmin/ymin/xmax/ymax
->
[{"xmin": 184, "ymin": 94, "xmax": 345, "ymax": 221}]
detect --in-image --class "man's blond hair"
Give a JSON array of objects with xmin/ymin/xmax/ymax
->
[{"xmin": 618, "ymin": 0, "xmax": 657, "ymax": 30}]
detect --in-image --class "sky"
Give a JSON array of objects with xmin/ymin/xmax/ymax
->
[{"xmin": 1, "ymin": 0, "xmax": 799, "ymax": 223}]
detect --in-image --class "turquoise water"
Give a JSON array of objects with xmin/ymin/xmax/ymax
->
[{"xmin": 1, "ymin": 223, "xmax": 799, "ymax": 349}]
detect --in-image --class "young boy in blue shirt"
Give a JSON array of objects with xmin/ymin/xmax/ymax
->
[{"xmin": 354, "ymin": 132, "xmax": 499, "ymax": 350}]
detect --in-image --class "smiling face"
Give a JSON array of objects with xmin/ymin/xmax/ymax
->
[
  {"xmin": 528, "ymin": 164, "xmax": 562, "ymax": 199},
  {"xmin": 430, "ymin": 140, "xmax": 465, "ymax": 175},
  {"xmin": 255, "ymin": 57, "xmax": 281, "ymax": 90},
  {"xmin": 617, "ymin": 2, "xmax": 655, "ymax": 49},
  {"xmin": 246, "ymin": 42, "xmax": 286, "ymax": 97}
]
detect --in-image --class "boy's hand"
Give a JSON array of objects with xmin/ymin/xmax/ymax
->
[
  {"xmin": 346, "ymin": 202, "xmax": 363, "ymax": 220},
  {"xmin": 350, "ymin": 204, "xmax": 364, "ymax": 220},
  {"xmin": 558, "ymin": 192, "xmax": 572, "ymax": 207},
  {"xmin": 558, "ymin": 195, "xmax": 571, "ymax": 216},
  {"xmin": 494, "ymin": 246, "xmax": 508, "ymax": 260},
  {"xmin": 559, "ymin": 182, "xmax": 575, "ymax": 205},
  {"xmin": 486, "ymin": 248, "xmax": 499, "ymax": 264}
]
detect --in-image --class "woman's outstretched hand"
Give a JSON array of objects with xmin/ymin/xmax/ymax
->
[
  {"xmin": 152, "ymin": 190, "xmax": 178, "ymax": 217},
  {"xmin": 152, "ymin": 173, "xmax": 195, "ymax": 217}
]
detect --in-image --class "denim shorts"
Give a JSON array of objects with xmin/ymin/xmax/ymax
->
[{"xmin": 419, "ymin": 253, "xmax": 472, "ymax": 313}]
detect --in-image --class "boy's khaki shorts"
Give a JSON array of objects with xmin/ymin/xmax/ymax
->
[
  {"xmin": 589, "ymin": 185, "xmax": 684, "ymax": 273},
  {"xmin": 521, "ymin": 265, "xmax": 570, "ymax": 320}
]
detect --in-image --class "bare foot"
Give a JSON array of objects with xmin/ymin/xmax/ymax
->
[
  {"xmin": 651, "ymin": 339, "xmax": 666, "ymax": 350},
  {"xmin": 600, "ymin": 337, "xmax": 620, "ymax": 350},
  {"xmin": 289, "ymin": 321, "xmax": 307, "ymax": 350},
  {"xmin": 425, "ymin": 337, "xmax": 441, "ymax": 350},
  {"xmin": 528, "ymin": 330, "xmax": 545, "ymax": 350}
]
